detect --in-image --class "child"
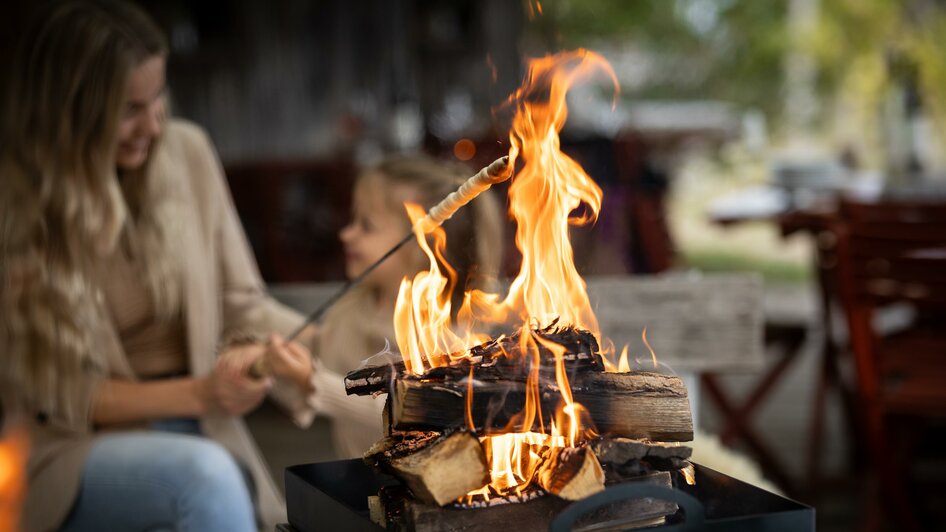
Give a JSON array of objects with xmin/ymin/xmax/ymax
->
[{"xmin": 308, "ymin": 155, "xmax": 504, "ymax": 458}]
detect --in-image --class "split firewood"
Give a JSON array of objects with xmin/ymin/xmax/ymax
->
[
  {"xmin": 367, "ymin": 495, "xmax": 385, "ymax": 528},
  {"xmin": 365, "ymin": 430, "xmax": 489, "ymax": 506},
  {"xmin": 363, "ymin": 430, "xmax": 442, "ymax": 469},
  {"xmin": 591, "ymin": 437, "xmax": 692, "ymax": 480},
  {"xmin": 590, "ymin": 437, "xmax": 692, "ymax": 466},
  {"xmin": 535, "ymin": 446, "xmax": 605, "ymax": 501},
  {"xmin": 388, "ymin": 371, "xmax": 693, "ymax": 442}
]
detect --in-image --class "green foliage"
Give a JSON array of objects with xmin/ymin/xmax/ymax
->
[
  {"xmin": 681, "ymin": 248, "xmax": 811, "ymax": 283},
  {"xmin": 535, "ymin": 0, "xmax": 789, "ymax": 118},
  {"xmin": 810, "ymin": 0, "xmax": 946, "ymax": 156},
  {"xmin": 534, "ymin": 0, "xmax": 946, "ymax": 143}
]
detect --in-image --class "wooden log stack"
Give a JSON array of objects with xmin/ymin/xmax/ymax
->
[{"xmin": 348, "ymin": 324, "xmax": 695, "ymax": 529}]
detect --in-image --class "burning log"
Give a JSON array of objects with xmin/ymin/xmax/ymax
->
[
  {"xmin": 572, "ymin": 372, "xmax": 692, "ymax": 442},
  {"xmin": 364, "ymin": 430, "xmax": 489, "ymax": 506},
  {"xmin": 344, "ymin": 323, "xmax": 603, "ymax": 397},
  {"xmin": 535, "ymin": 445, "xmax": 604, "ymax": 500},
  {"xmin": 379, "ymin": 470, "xmax": 676, "ymax": 532},
  {"xmin": 388, "ymin": 371, "xmax": 692, "ymax": 442}
]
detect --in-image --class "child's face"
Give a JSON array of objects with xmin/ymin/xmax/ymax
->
[{"xmin": 340, "ymin": 175, "xmax": 423, "ymax": 292}]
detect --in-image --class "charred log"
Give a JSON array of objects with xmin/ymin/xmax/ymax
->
[
  {"xmin": 345, "ymin": 323, "xmax": 603, "ymax": 396},
  {"xmin": 390, "ymin": 371, "xmax": 693, "ymax": 442}
]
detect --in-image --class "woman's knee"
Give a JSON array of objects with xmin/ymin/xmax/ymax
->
[
  {"xmin": 66, "ymin": 433, "xmax": 256, "ymax": 531},
  {"xmin": 91, "ymin": 433, "xmax": 251, "ymax": 496},
  {"xmin": 170, "ymin": 437, "xmax": 248, "ymax": 492},
  {"xmin": 166, "ymin": 437, "xmax": 256, "ymax": 531}
]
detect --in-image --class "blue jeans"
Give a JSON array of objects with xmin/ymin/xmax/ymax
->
[{"xmin": 60, "ymin": 427, "xmax": 256, "ymax": 531}]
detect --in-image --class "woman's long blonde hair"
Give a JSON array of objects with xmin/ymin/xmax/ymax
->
[
  {"xmin": 319, "ymin": 155, "xmax": 504, "ymax": 374},
  {"xmin": 0, "ymin": 0, "xmax": 172, "ymax": 418}
]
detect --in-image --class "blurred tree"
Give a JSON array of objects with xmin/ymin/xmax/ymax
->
[
  {"xmin": 812, "ymin": 0, "xmax": 946, "ymax": 175},
  {"xmin": 527, "ymin": 0, "xmax": 946, "ymax": 177},
  {"xmin": 530, "ymin": 0, "xmax": 789, "ymax": 120}
]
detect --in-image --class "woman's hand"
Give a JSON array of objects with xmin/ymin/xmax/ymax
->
[
  {"xmin": 199, "ymin": 346, "xmax": 271, "ymax": 416},
  {"xmin": 263, "ymin": 333, "xmax": 314, "ymax": 393},
  {"xmin": 217, "ymin": 342, "xmax": 265, "ymax": 375}
]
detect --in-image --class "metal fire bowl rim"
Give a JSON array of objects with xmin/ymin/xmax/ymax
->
[{"xmin": 284, "ymin": 459, "xmax": 814, "ymax": 532}]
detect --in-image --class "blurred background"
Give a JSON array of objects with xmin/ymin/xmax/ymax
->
[{"xmin": 5, "ymin": 1, "xmax": 946, "ymax": 530}]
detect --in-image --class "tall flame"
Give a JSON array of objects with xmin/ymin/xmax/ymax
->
[
  {"xmin": 395, "ymin": 49, "xmax": 618, "ymax": 373},
  {"xmin": 501, "ymin": 50, "xmax": 616, "ymax": 333},
  {"xmin": 392, "ymin": 49, "xmax": 619, "ymax": 499}
]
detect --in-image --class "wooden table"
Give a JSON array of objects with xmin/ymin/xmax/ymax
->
[{"xmin": 707, "ymin": 196, "xmax": 859, "ymax": 495}]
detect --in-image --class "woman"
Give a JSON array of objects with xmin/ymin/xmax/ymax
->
[{"xmin": 0, "ymin": 1, "xmax": 316, "ymax": 530}]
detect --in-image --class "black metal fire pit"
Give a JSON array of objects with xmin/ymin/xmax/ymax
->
[{"xmin": 282, "ymin": 459, "xmax": 813, "ymax": 531}]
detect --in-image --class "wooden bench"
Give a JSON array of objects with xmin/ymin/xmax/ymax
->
[{"xmin": 268, "ymin": 273, "xmax": 764, "ymax": 373}]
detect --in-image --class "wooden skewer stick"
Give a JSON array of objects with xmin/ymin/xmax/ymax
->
[
  {"xmin": 248, "ymin": 155, "xmax": 512, "ymax": 377},
  {"xmin": 422, "ymin": 155, "xmax": 512, "ymax": 228}
]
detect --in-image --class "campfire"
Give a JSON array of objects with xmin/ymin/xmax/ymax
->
[{"xmin": 345, "ymin": 50, "xmax": 693, "ymax": 530}]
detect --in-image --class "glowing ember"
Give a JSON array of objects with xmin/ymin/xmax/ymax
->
[
  {"xmin": 682, "ymin": 463, "xmax": 697, "ymax": 485},
  {"xmin": 0, "ymin": 426, "xmax": 28, "ymax": 532},
  {"xmin": 393, "ymin": 49, "xmax": 622, "ymax": 499}
]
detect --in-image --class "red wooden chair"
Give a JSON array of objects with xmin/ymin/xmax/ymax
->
[{"xmin": 832, "ymin": 198, "xmax": 946, "ymax": 531}]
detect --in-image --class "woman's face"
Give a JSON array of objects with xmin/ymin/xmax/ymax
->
[
  {"xmin": 339, "ymin": 176, "xmax": 423, "ymax": 291},
  {"xmin": 116, "ymin": 55, "xmax": 166, "ymax": 171}
]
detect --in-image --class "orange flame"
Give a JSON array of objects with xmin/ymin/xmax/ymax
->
[
  {"xmin": 502, "ymin": 51, "xmax": 617, "ymax": 334},
  {"xmin": 618, "ymin": 344, "xmax": 630, "ymax": 373},
  {"xmin": 393, "ymin": 203, "xmax": 492, "ymax": 374},
  {"xmin": 642, "ymin": 327, "xmax": 658, "ymax": 369},
  {"xmin": 0, "ymin": 426, "xmax": 29, "ymax": 532},
  {"xmin": 603, "ymin": 331, "xmax": 662, "ymax": 374},
  {"xmin": 393, "ymin": 50, "xmax": 619, "ymax": 500},
  {"xmin": 465, "ymin": 366, "xmax": 475, "ymax": 432},
  {"xmin": 526, "ymin": 0, "xmax": 544, "ymax": 20}
]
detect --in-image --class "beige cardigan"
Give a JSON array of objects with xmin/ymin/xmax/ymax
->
[{"xmin": 24, "ymin": 120, "xmax": 314, "ymax": 531}]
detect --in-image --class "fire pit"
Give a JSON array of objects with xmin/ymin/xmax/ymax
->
[
  {"xmin": 325, "ymin": 50, "xmax": 704, "ymax": 529},
  {"xmin": 285, "ymin": 50, "xmax": 804, "ymax": 531},
  {"xmin": 281, "ymin": 459, "xmax": 814, "ymax": 531}
]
